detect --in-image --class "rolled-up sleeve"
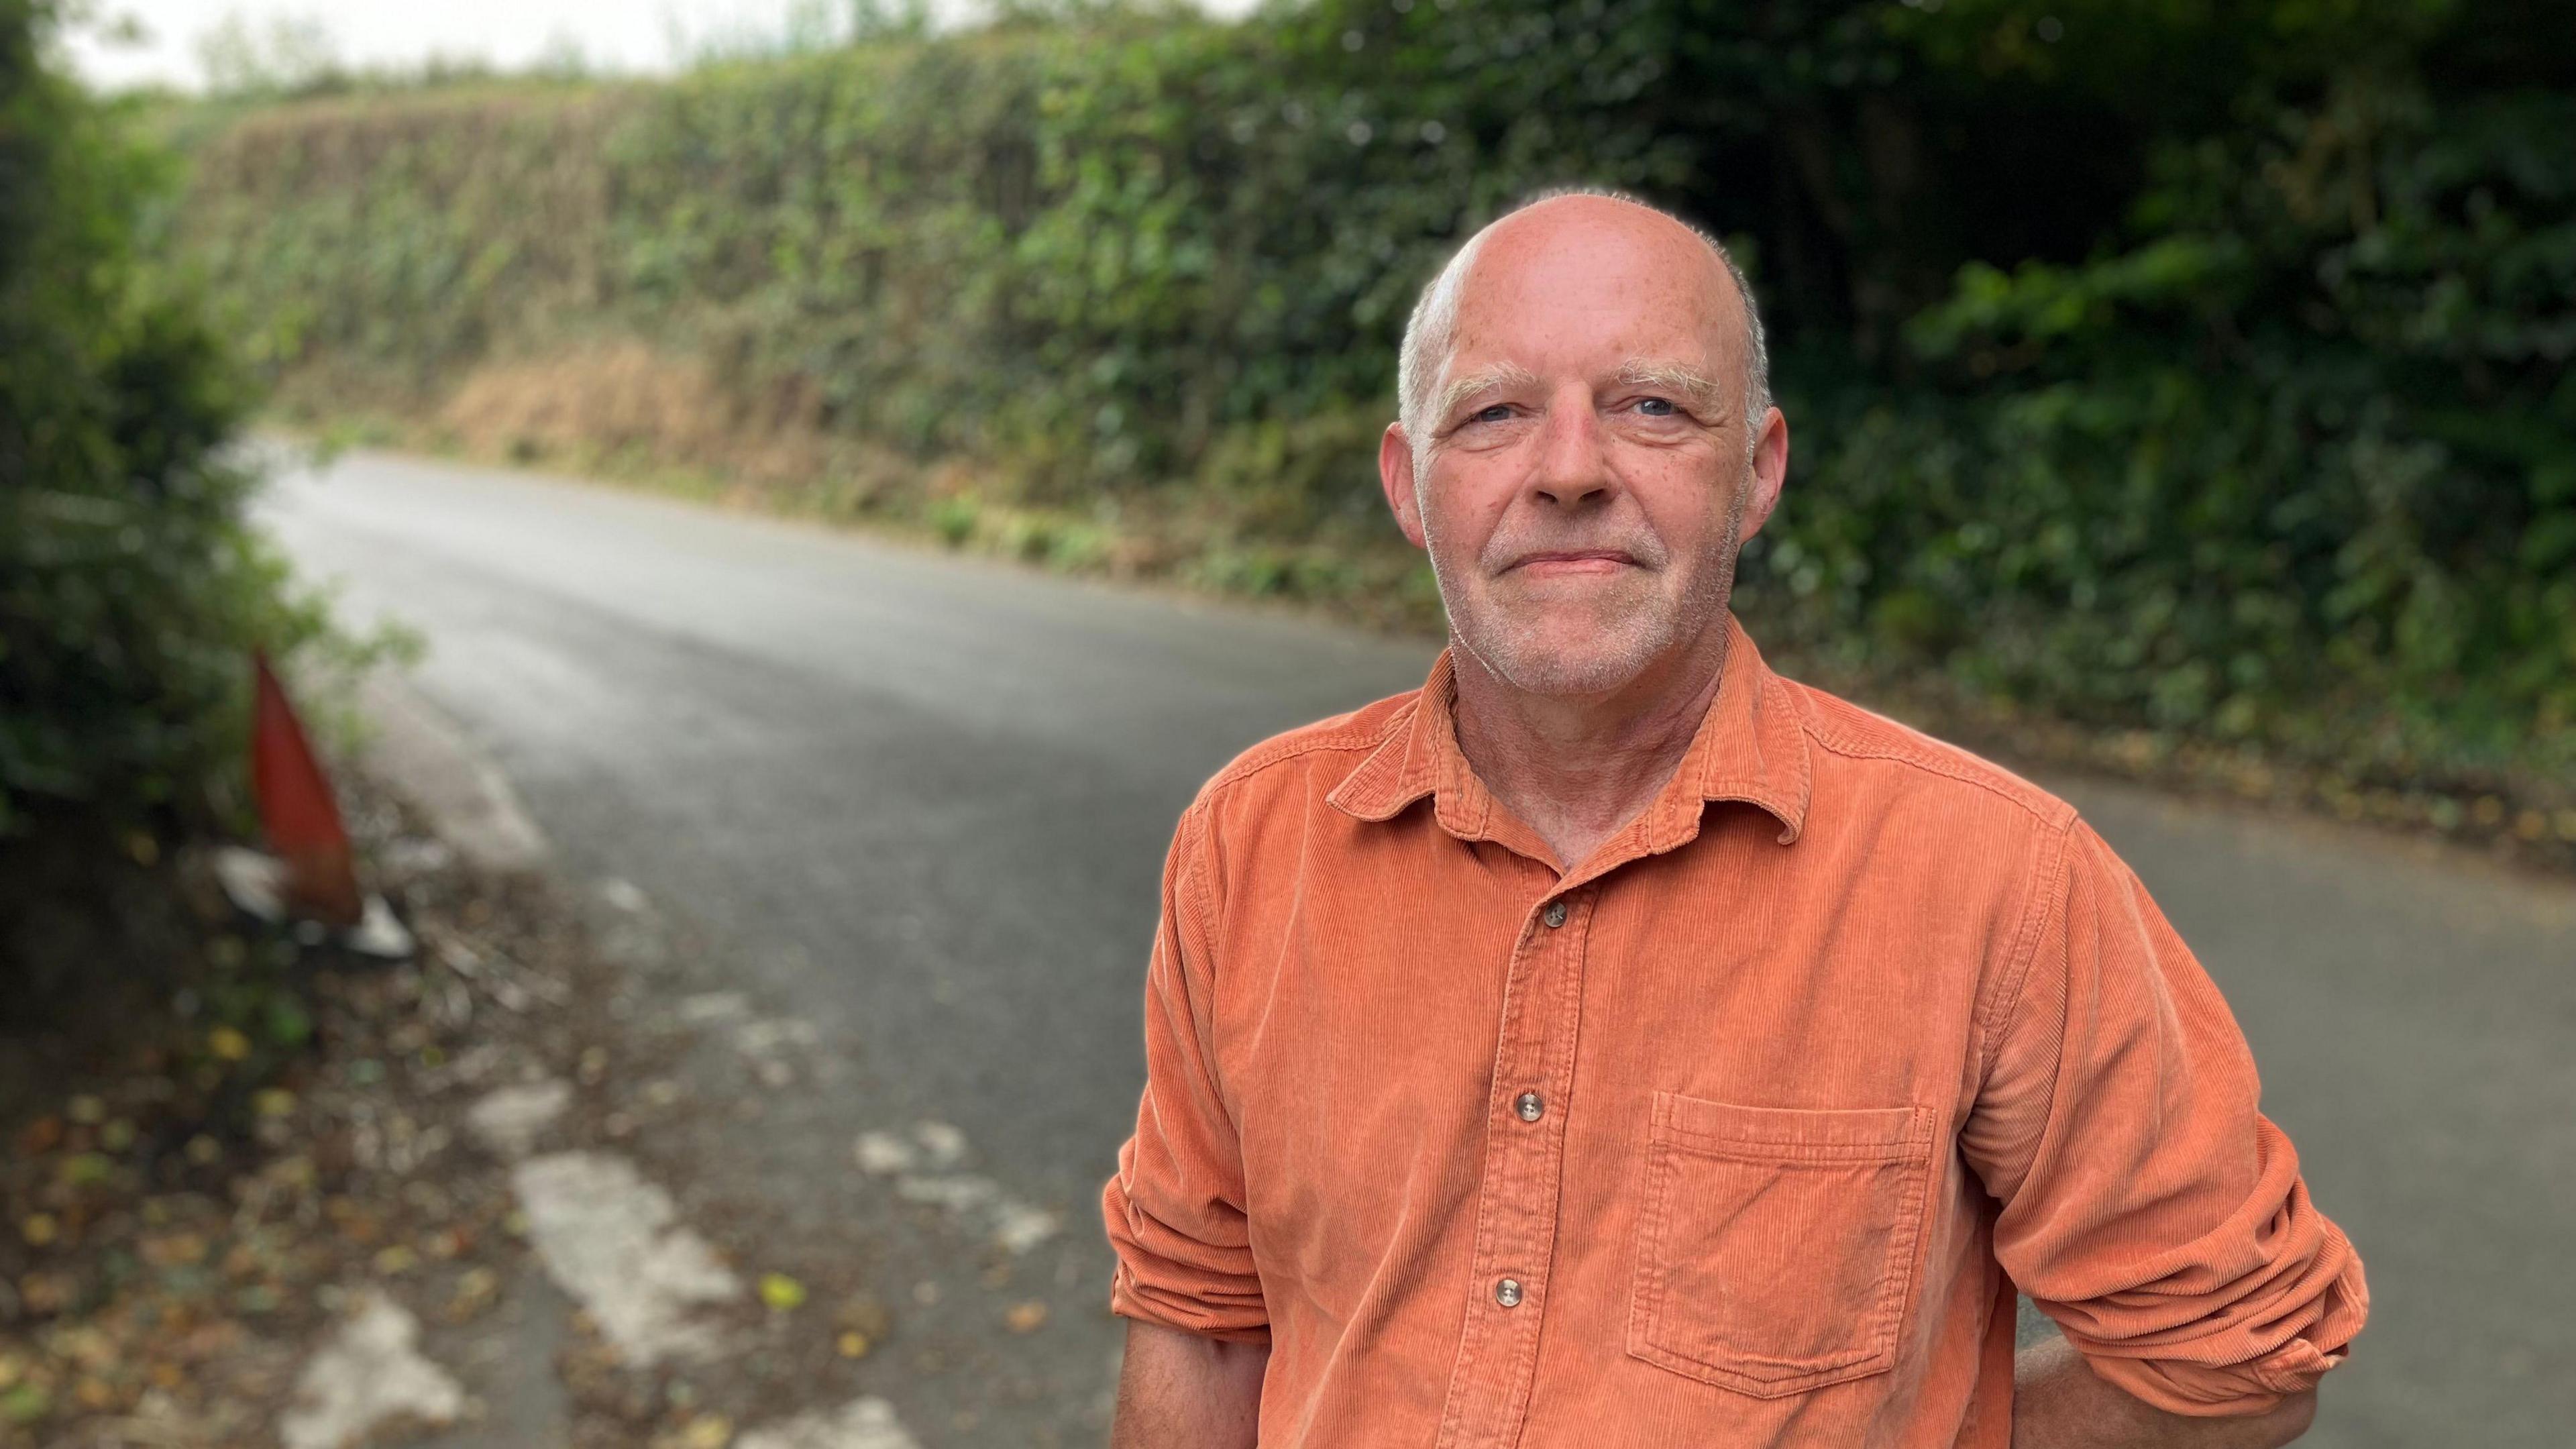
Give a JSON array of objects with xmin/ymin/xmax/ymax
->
[
  {"xmin": 1101, "ymin": 803, "xmax": 1271, "ymax": 1343},
  {"xmin": 1962, "ymin": 818, "xmax": 2367, "ymax": 1415}
]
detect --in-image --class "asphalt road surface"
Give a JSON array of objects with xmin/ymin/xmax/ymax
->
[{"xmin": 262, "ymin": 449, "xmax": 2575, "ymax": 1448}]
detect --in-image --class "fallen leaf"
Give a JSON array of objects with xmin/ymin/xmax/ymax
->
[
  {"xmin": 1004, "ymin": 1300, "xmax": 1049, "ymax": 1334},
  {"xmin": 207, "ymin": 1027, "xmax": 251, "ymax": 1062},
  {"xmin": 835, "ymin": 1293, "xmax": 892, "ymax": 1340},
  {"xmin": 683, "ymin": 1415, "xmax": 733, "ymax": 1449},
  {"xmin": 836, "ymin": 1331, "xmax": 871, "ymax": 1359},
  {"xmin": 448, "ymin": 1267, "xmax": 500, "ymax": 1320},
  {"xmin": 1, "ymin": 1383, "xmax": 49, "ymax": 1425},
  {"xmin": 140, "ymin": 1234, "xmax": 206, "ymax": 1274},
  {"xmin": 758, "ymin": 1273, "xmax": 806, "ymax": 1312},
  {"xmin": 20, "ymin": 1271, "xmax": 78, "ymax": 1313},
  {"xmin": 56, "ymin": 1154, "xmax": 113, "ymax": 1187},
  {"xmin": 330, "ymin": 1205, "xmax": 381, "ymax": 1245},
  {"xmin": 19, "ymin": 1215, "xmax": 58, "ymax": 1248},
  {"xmin": 58, "ymin": 1327, "xmax": 115, "ymax": 1370}
]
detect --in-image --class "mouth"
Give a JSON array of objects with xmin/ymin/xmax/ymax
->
[{"xmin": 1503, "ymin": 549, "xmax": 1640, "ymax": 578}]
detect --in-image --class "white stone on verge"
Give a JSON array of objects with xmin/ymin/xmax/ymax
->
[
  {"xmin": 280, "ymin": 1292, "xmax": 466, "ymax": 1449},
  {"xmin": 510, "ymin": 1151, "xmax": 741, "ymax": 1365},
  {"xmin": 911, "ymin": 1120, "xmax": 967, "ymax": 1167},
  {"xmin": 737, "ymin": 1396, "xmax": 920, "ymax": 1449},
  {"xmin": 853, "ymin": 1130, "xmax": 916, "ymax": 1175},
  {"xmin": 466, "ymin": 1079, "xmax": 573, "ymax": 1160},
  {"xmin": 993, "ymin": 1199, "xmax": 1062, "ymax": 1254},
  {"xmin": 894, "ymin": 1175, "xmax": 996, "ymax": 1212},
  {"xmin": 211, "ymin": 845, "xmax": 289, "ymax": 923},
  {"xmin": 679, "ymin": 991, "xmax": 750, "ymax": 1024},
  {"xmin": 341, "ymin": 894, "xmax": 418, "ymax": 961},
  {"xmin": 735, "ymin": 1018, "xmax": 821, "ymax": 1055},
  {"xmin": 856, "ymin": 1122, "xmax": 1060, "ymax": 1254}
]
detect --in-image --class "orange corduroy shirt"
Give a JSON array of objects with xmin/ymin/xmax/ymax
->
[{"xmin": 1102, "ymin": 616, "xmax": 2366, "ymax": 1447}]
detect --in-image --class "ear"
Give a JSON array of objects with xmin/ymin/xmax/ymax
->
[
  {"xmin": 1736, "ymin": 406, "xmax": 1789, "ymax": 541},
  {"xmin": 1379, "ymin": 422, "xmax": 1428, "ymax": 549}
]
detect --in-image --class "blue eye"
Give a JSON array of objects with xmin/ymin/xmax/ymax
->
[
  {"xmin": 1636, "ymin": 397, "xmax": 1677, "ymax": 417},
  {"xmin": 1472, "ymin": 404, "xmax": 1513, "ymax": 424}
]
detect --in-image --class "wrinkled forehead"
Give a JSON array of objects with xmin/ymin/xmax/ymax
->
[{"xmin": 1446, "ymin": 206, "xmax": 1743, "ymax": 380}]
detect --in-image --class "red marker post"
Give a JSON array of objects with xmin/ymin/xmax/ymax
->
[{"xmin": 250, "ymin": 652, "xmax": 364, "ymax": 927}]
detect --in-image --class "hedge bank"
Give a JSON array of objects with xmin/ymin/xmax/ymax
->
[
  {"xmin": 159, "ymin": 0, "xmax": 2576, "ymax": 853},
  {"xmin": 3, "ymin": 0, "xmax": 338, "ymax": 845}
]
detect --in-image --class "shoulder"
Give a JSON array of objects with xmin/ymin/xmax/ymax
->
[
  {"xmin": 1775, "ymin": 677, "xmax": 2096, "ymax": 1036},
  {"xmin": 1187, "ymin": 688, "xmax": 1417, "ymax": 817},
  {"xmin": 1782, "ymin": 677, "xmax": 2077, "ymax": 837},
  {"xmin": 1165, "ymin": 690, "xmax": 1417, "ymax": 918}
]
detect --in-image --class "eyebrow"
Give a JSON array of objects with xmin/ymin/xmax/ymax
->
[
  {"xmin": 1434, "ymin": 359, "xmax": 1729, "ymax": 427},
  {"xmin": 1434, "ymin": 364, "xmax": 1541, "ymax": 425},
  {"xmin": 1612, "ymin": 360, "xmax": 1727, "ymax": 413}
]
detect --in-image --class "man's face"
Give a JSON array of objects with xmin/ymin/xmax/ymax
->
[{"xmin": 1380, "ymin": 201, "xmax": 1785, "ymax": 698}]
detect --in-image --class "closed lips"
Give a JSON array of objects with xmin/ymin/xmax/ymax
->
[{"xmin": 1509, "ymin": 550, "xmax": 1638, "ymax": 572}]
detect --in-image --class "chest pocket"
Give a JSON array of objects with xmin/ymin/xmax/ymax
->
[{"xmin": 1626, "ymin": 1093, "xmax": 1939, "ymax": 1398}]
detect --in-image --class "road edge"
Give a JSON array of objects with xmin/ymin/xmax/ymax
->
[{"xmin": 356, "ymin": 669, "xmax": 550, "ymax": 873}]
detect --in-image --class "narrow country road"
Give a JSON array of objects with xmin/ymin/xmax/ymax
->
[{"xmin": 261, "ymin": 449, "xmax": 2575, "ymax": 1448}]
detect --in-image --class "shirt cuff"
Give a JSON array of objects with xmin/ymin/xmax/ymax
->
[
  {"xmin": 2074, "ymin": 1228, "xmax": 2369, "ymax": 1417},
  {"xmin": 1101, "ymin": 1171, "xmax": 1272, "ymax": 1344}
]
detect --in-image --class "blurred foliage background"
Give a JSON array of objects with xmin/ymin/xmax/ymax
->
[
  {"xmin": 1, "ymin": 0, "xmax": 334, "ymax": 849},
  {"xmin": 80, "ymin": 0, "xmax": 2576, "ymax": 841},
  {"xmin": 2, "ymin": 0, "xmax": 381, "ymax": 1050}
]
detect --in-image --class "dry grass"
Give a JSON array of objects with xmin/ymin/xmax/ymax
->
[{"xmin": 436, "ymin": 339, "xmax": 838, "ymax": 488}]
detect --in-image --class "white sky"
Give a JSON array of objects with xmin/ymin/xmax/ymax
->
[{"xmin": 60, "ymin": 0, "xmax": 1255, "ymax": 92}]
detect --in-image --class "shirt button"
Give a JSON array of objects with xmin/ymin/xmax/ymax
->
[
  {"xmin": 1495, "ymin": 1277, "xmax": 1524, "ymax": 1309},
  {"xmin": 1542, "ymin": 900, "xmax": 1568, "ymax": 928},
  {"xmin": 1514, "ymin": 1092, "xmax": 1544, "ymax": 1122}
]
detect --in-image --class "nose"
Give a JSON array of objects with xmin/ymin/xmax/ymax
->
[{"xmin": 1530, "ymin": 386, "xmax": 1615, "ymax": 511}]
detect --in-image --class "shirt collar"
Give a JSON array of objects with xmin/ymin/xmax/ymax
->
[{"xmin": 1326, "ymin": 613, "xmax": 1812, "ymax": 854}]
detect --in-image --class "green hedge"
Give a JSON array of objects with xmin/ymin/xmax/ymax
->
[
  {"xmin": 160, "ymin": 0, "xmax": 2574, "ymax": 815},
  {"xmin": 1785, "ymin": 75, "xmax": 2576, "ymax": 791},
  {"xmin": 1, "ymin": 0, "xmax": 331, "ymax": 839}
]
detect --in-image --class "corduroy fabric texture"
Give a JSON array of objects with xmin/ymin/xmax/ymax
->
[{"xmin": 1103, "ymin": 615, "xmax": 2366, "ymax": 1447}]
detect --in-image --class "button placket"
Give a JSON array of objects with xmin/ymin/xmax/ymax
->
[{"xmin": 1431, "ymin": 885, "xmax": 1593, "ymax": 1449}]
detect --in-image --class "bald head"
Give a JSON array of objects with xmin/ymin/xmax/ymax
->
[
  {"xmin": 1373, "ymin": 187, "xmax": 1790, "ymax": 700},
  {"xmin": 1396, "ymin": 191, "xmax": 1769, "ymax": 462}
]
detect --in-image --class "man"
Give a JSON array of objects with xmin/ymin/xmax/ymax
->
[{"xmin": 1101, "ymin": 191, "xmax": 2366, "ymax": 1448}]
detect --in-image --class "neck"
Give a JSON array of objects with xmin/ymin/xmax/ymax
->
[{"xmin": 1448, "ymin": 620, "xmax": 1733, "ymax": 871}]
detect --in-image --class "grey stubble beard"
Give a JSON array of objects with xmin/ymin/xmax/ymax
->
[{"xmin": 1428, "ymin": 462, "xmax": 1752, "ymax": 698}]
